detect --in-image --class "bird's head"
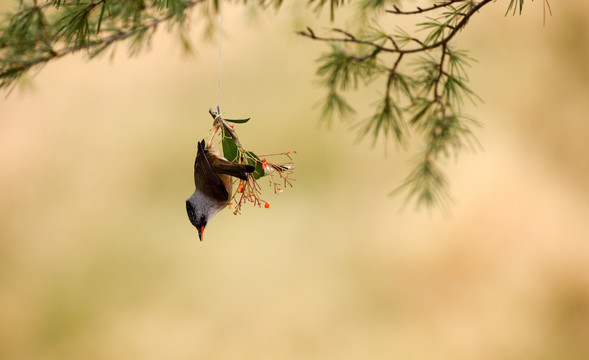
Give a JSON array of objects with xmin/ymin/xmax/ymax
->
[
  {"xmin": 186, "ymin": 191, "xmax": 226, "ymax": 241},
  {"xmin": 186, "ymin": 199, "xmax": 207, "ymax": 241}
]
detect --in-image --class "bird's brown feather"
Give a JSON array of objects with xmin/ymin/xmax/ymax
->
[{"xmin": 194, "ymin": 140, "xmax": 230, "ymax": 201}]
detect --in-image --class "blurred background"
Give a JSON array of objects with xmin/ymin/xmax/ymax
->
[{"xmin": 1, "ymin": 1, "xmax": 589, "ymax": 359}]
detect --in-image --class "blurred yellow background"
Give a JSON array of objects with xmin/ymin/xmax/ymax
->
[{"xmin": 1, "ymin": 1, "xmax": 589, "ymax": 359}]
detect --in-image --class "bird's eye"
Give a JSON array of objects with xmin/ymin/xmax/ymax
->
[
  {"xmin": 186, "ymin": 201, "xmax": 195, "ymax": 218},
  {"xmin": 200, "ymin": 215, "xmax": 206, "ymax": 224}
]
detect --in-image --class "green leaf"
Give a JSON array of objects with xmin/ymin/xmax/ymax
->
[
  {"xmin": 410, "ymin": 99, "xmax": 433, "ymax": 125},
  {"xmin": 97, "ymin": 1, "xmax": 106, "ymax": 34},
  {"xmin": 321, "ymin": 90, "xmax": 355, "ymax": 127},
  {"xmin": 222, "ymin": 128, "xmax": 238, "ymax": 162},
  {"xmin": 224, "ymin": 117, "xmax": 250, "ymax": 124},
  {"xmin": 505, "ymin": 0, "xmax": 525, "ymax": 16},
  {"xmin": 244, "ymin": 151, "xmax": 265, "ymax": 179}
]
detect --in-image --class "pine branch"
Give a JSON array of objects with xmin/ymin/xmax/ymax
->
[
  {"xmin": 298, "ymin": 0, "xmax": 499, "ymax": 208},
  {"xmin": 298, "ymin": 0, "xmax": 493, "ymax": 54},
  {"xmin": 0, "ymin": 0, "xmax": 206, "ymax": 88}
]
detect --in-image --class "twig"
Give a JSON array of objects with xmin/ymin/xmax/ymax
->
[
  {"xmin": 298, "ymin": 0, "xmax": 493, "ymax": 54},
  {"xmin": 387, "ymin": 0, "xmax": 464, "ymax": 15}
]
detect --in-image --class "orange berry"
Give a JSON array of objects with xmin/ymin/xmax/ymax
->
[
  {"xmin": 237, "ymin": 184, "xmax": 244, "ymax": 193},
  {"xmin": 264, "ymin": 202, "xmax": 270, "ymax": 209}
]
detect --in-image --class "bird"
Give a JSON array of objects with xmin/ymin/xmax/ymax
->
[{"xmin": 186, "ymin": 139, "xmax": 254, "ymax": 241}]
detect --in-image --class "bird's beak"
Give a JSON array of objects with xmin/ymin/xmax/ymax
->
[{"xmin": 198, "ymin": 225, "xmax": 205, "ymax": 241}]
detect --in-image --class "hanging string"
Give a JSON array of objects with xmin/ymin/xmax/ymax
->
[{"xmin": 216, "ymin": 0, "xmax": 224, "ymax": 114}]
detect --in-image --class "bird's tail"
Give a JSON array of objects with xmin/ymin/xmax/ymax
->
[{"xmin": 213, "ymin": 163, "xmax": 255, "ymax": 181}]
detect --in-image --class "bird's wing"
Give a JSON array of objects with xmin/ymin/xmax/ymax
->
[{"xmin": 194, "ymin": 140, "xmax": 229, "ymax": 200}]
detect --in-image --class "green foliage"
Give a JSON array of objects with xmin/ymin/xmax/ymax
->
[
  {"xmin": 0, "ymin": 0, "xmax": 202, "ymax": 88},
  {"xmin": 393, "ymin": 155, "xmax": 450, "ymax": 209},
  {"xmin": 224, "ymin": 117, "xmax": 251, "ymax": 124},
  {"xmin": 506, "ymin": 0, "xmax": 526, "ymax": 16},
  {"xmin": 244, "ymin": 150, "xmax": 265, "ymax": 180},
  {"xmin": 221, "ymin": 126, "xmax": 239, "ymax": 163},
  {"xmin": 320, "ymin": 90, "xmax": 356, "ymax": 127},
  {"xmin": 0, "ymin": 0, "xmax": 349, "ymax": 89},
  {"xmin": 298, "ymin": 0, "xmax": 541, "ymax": 208},
  {"xmin": 317, "ymin": 44, "xmax": 376, "ymax": 90},
  {"xmin": 355, "ymin": 95, "xmax": 405, "ymax": 146},
  {"xmin": 219, "ymin": 117, "xmax": 265, "ymax": 179}
]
